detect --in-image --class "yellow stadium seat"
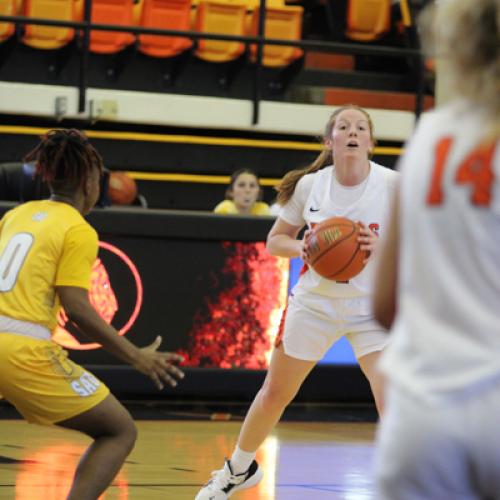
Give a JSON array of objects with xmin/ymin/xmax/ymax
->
[
  {"xmin": 133, "ymin": 0, "xmax": 144, "ymax": 24},
  {"xmin": 0, "ymin": 0, "xmax": 15, "ymax": 43},
  {"xmin": 138, "ymin": 0, "xmax": 193, "ymax": 58},
  {"xmin": 245, "ymin": 0, "xmax": 285, "ymax": 9},
  {"xmin": 23, "ymin": 0, "xmax": 75, "ymax": 49},
  {"xmin": 345, "ymin": 0, "xmax": 391, "ymax": 42},
  {"xmin": 194, "ymin": 0, "xmax": 247, "ymax": 63},
  {"xmin": 90, "ymin": 0, "xmax": 135, "ymax": 54},
  {"xmin": 249, "ymin": 5, "xmax": 303, "ymax": 67}
]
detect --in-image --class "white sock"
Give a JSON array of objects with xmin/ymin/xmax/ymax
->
[{"xmin": 230, "ymin": 445, "xmax": 256, "ymax": 474}]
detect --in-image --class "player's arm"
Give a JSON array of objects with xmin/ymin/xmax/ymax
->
[
  {"xmin": 266, "ymin": 217, "xmax": 306, "ymax": 259},
  {"xmin": 57, "ymin": 285, "xmax": 184, "ymax": 389},
  {"xmin": 373, "ymin": 189, "xmax": 400, "ymax": 329}
]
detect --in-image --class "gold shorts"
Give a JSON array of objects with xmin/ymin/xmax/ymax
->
[{"xmin": 0, "ymin": 333, "xmax": 110, "ymax": 425}]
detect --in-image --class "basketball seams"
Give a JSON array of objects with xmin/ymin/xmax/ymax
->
[
  {"xmin": 309, "ymin": 222, "xmax": 356, "ymax": 266},
  {"xmin": 307, "ymin": 216, "xmax": 368, "ymax": 281},
  {"xmin": 327, "ymin": 244, "xmax": 364, "ymax": 280}
]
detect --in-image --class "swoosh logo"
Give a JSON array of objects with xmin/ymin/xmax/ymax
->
[{"xmin": 309, "ymin": 207, "xmax": 320, "ymax": 212}]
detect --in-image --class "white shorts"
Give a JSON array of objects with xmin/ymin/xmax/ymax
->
[
  {"xmin": 279, "ymin": 291, "xmax": 387, "ymax": 362},
  {"xmin": 375, "ymin": 382, "xmax": 500, "ymax": 500}
]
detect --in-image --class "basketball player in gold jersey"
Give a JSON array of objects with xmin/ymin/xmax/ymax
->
[{"xmin": 0, "ymin": 129, "xmax": 184, "ymax": 500}]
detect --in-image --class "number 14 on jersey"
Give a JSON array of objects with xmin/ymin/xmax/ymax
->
[{"xmin": 426, "ymin": 137, "xmax": 498, "ymax": 206}]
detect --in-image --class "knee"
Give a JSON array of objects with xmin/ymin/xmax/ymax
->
[
  {"xmin": 112, "ymin": 414, "xmax": 138, "ymax": 454},
  {"xmin": 121, "ymin": 418, "xmax": 138, "ymax": 453},
  {"xmin": 259, "ymin": 384, "xmax": 296, "ymax": 413}
]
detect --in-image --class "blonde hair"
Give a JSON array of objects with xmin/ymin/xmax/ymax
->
[
  {"xmin": 420, "ymin": 0, "xmax": 500, "ymax": 120},
  {"xmin": 275, "ymin": 105, "xmax": 375, "ymax": 205}
]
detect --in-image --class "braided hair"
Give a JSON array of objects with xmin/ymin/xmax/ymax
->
[{"xmin": 23, "ymin": 129, "xmax": 104, "ymax": 195}]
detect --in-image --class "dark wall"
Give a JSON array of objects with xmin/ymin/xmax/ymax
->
[
  {"xmin": 0, "ymin": 202, "xmax": 372, "ymax": 403},
  {"xmin": 0, "ymin": 124, "xmax": 400, "ymax": 210}
]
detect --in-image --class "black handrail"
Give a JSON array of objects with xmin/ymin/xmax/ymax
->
[
  {"xmin": 252, "ymin": 0, "xmax": 267, "ymax": 125},
  {"xmin": 0, "ymin": 10, "xmax": 424, "ymax": 123},
  {"xmin": 79, "ymin": 0, "xmax": 92, "ymax": 113},
  {"xmin": 0, "ymin": 14, "xmax": 421, "ymax": 56}
]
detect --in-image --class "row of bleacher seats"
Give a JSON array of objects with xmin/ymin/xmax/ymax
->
[
  {"xmin": 0, "ymin": 0, "xmax": 394, "ymax": 67},
  {"xmin": 0, "ymin": 0, "xmax": 303, "ymax": 67}
]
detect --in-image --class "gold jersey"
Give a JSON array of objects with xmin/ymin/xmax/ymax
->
[
  {"xmin": 213, "ymin": 199, "xmax": 271, "ymax": 215},
  {"xmin": 0, "ymin": 200, "xmax": 98, "ymax": 332}
]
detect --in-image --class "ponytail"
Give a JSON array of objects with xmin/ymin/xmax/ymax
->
[{"xmin": 275, "ymin": 149, "xmax": 332, "ymax": 205}]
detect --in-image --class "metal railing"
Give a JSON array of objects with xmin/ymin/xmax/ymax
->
[{"xmin": 0, "ymin": 0, "xmax": 424, "ymax": 125}]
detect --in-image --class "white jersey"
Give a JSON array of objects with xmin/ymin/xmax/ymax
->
[
  {"xmin": 280, "ymin": 161, "xmax": 399, "ymax": 299},
  {"xmin": 381, "ymin": 100, "xmax": 500, "ymax": 402}
]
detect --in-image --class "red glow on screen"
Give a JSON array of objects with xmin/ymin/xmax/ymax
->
[
  {"xmin": 53, "ymin": 241, "xmax": 143, "ymax": 350},
  {"xmin": 181, "ymin": 242, "xmax": 288, "ymax": 369}
]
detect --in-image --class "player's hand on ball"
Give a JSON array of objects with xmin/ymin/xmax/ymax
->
[
  {"xmin": 135, "ymin": 336, "xmax": 185, "ymax": 390},
  {"xmin": 301, "ymin": 228, "xmax": 314, "ymax": 263},
  {"xmin": 357, "ymin": 222, "xmax": 378, "ymax": 264}
]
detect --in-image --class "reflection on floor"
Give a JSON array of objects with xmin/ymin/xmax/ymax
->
[{"xmin": 0, "ymin": 420, "xmax": 377, "ymax": 499}]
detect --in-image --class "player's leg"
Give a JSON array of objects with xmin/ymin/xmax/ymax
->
[
  {"xmin": 195, "ymin": 346, "xmax": 316, "ymax": 499},
  {"xmin": 237, "ymin": 345, "xmax": 316, "ymax": 452},
  {"xmin": 357, "ymin": 350, "xmax": 384, "ymax": 414},
  {"xmin": 57, "ymin": 393, "xmax": 137, "ymax": 500},
  {"xmin": 0, "ymin": 337, "xmax": 135, "ymax": 500},
  {"xmin": 375, "ymin": 384, "xmax": 476, "ymax": 500},
  {"xmin": 344, "ymin": 297, "xmax": 388, "ymax": 416},
  {"xmin": 195, "ymin": 293, "xmax": 335, "ymax": 499}
]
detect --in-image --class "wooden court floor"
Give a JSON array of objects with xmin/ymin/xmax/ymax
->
[{"xmin": 0, "ymin": 420, "xmax": 377, "ymax": 499}]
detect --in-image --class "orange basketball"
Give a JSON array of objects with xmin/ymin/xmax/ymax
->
[
  {"xmin": 306, "ymin": 217, "xmax": 368, "ymax": 281},
  {"xmin": 108, "ymin": 171, "xmax": 137, "ymax": 205}
]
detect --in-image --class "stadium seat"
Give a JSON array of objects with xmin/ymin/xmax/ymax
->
[
  {"xmin": 345, "ymin": 0, "xmax": 391, "ymax": 42},
  {"xmin": 249, "ymin": 5, "xmax": 303, "ymax": 67},
  {"xmin": 138, "ymin": 0, "xmax": 193, "ymax": 58},
  {"xmin": 133, "ymin": 0, "xmax": 144, "ymax": 24},
  {"xmin": 90, "ymin": 0, "xmax": 135, "ymax": 54},
  {"xmin": 23, "ymin": 0, "xmax": 75, "ymax": 50},
  {"xmin": 0, "ymin": 0, "xmax": 15, "ymax": 43},
  {"xmin": 194, "ymin": 0, "xmax": 247, "ymax": 63},
  {"xmin": 245, "ymin": 0, "xmax": 285, "ymax": 9}
]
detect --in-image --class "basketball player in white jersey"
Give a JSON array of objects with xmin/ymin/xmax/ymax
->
[
  {"xmin": 373, "ymin": 0, "xmax": 500, "ymax": 498},
  {"xmin": 196, "ymin": 105, "xmax": 399, "ymax": 499}
]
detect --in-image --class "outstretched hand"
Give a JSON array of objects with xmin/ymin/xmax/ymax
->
[{"xmin": 134, "ymin": 336, "xmax": 185, "ymax": 390}]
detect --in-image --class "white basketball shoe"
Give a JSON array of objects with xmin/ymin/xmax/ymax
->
[{"xmin": 195, "ymin": 459, "xmax": 263, "ymax": 499}]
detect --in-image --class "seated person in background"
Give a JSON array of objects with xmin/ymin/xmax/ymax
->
[{"xmin": 213, "ymin": 168, "xmax": 271, "ymax": 216}]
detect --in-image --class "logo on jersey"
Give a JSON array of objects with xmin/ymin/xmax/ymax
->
[
  {"xmin": 32, "ymin": 212, "xmax": 48, "ymax": 222},
  {"xmin": 309, "ymin": 207, "xmax": 320, "ymax": 212},
  {"xmin": 369, "ymin": 223, "xmax": 379, "ymax": 236},
  {"xmin": 71, "ymin": 371, "xmax": 101, "ymax": 397},
  {"xmin": 53, "ymin": 241, "xmax": 143, "ymax": 351}
]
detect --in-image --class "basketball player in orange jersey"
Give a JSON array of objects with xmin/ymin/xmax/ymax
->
[
  {"xmin": 0, "ymin": 129, "xmax": 184, "ymax": 500},
  {"xmin": 196, "ymin": 105, "xmax": 399, "ymax": 499},
  {"xmin": 373, "ymin": 0, "xmax": 500, "ymax": 498}
]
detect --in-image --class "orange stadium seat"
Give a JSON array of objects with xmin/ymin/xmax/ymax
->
[
  {"xmin": 90, "ymin": 0, "xmax": 135, "ymax": 54},
  {"xmin": 194, "ymin": 0, "xmax": 247, "ymax": 63},
  {"xmin": 138, "ymin": 0, "xmax": 193, "ymax": 58},
  {"xmin": 249, "ymin": 5, "xmax": 303, "ymax": 67},
  {"xmin": 23, "ymin": 0, "xmax": 75, "ymax": 49},
  {"xmin": 345, "ymin": 0, "xmax": 391, "ymax": 42},
  {"xmin": 0, "ymin": 0, "xmax": 15, "ymax": 43}
]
